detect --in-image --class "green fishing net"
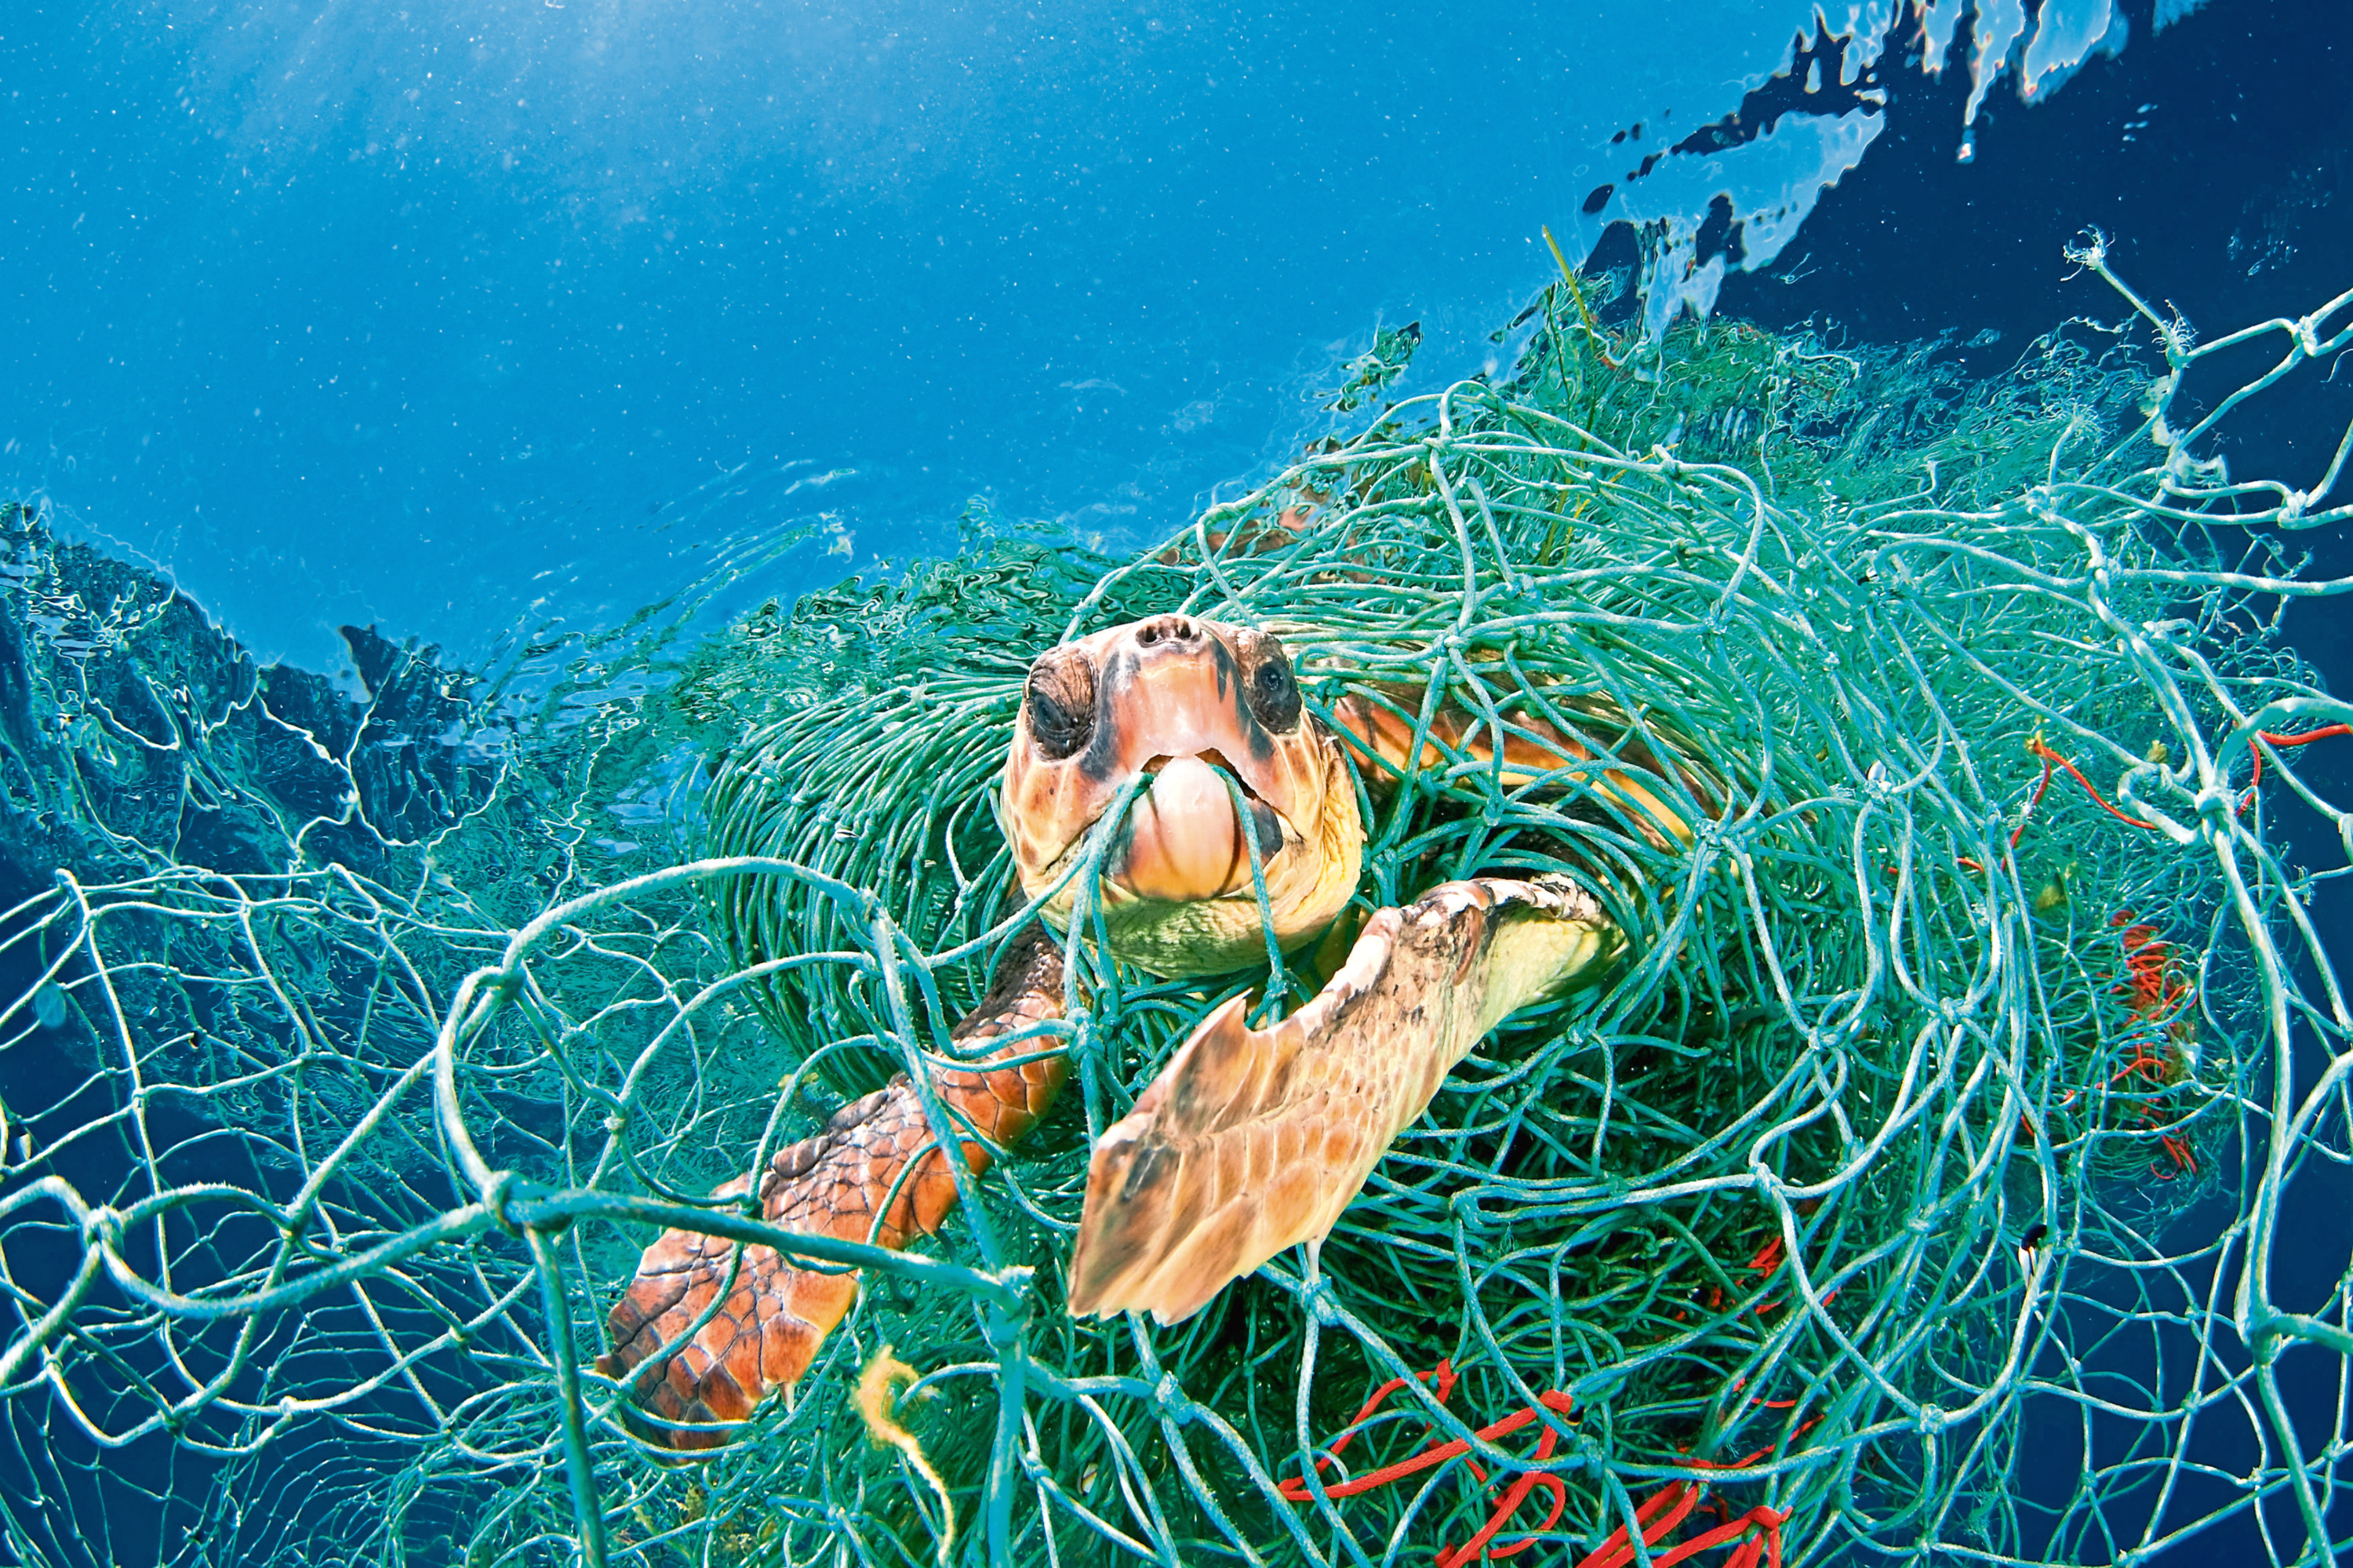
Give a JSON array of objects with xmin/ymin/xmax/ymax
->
[{"xmin": 2, "ymin": 238, "xmax": 2351, "ymax": 1568}]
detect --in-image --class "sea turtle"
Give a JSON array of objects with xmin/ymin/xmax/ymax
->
[{"xmin": 598, "ymin": 611, "xmax": 1708, "ymax": 1446}]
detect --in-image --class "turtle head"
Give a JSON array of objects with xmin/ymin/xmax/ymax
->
[{"xmin": 1002, "ymin": 614, "xmax": 1362, "ymax": 977}]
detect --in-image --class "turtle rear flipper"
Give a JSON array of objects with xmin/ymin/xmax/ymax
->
[{"xmin": 1065, "ymin": 875, "xmax": 1620, "ymax": 1324}]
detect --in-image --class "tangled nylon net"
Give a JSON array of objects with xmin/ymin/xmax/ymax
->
[{"xmin": 2, "ymin": 242, "xmax": 2350, "ymax": 1568}]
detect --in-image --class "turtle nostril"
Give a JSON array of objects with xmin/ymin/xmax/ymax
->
[{"xmin": 1135, "ymin": 614, "xmax": 1198, "ymax": 649}]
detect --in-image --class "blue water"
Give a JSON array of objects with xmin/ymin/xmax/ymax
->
[
  {"xmin": 5, "ymin": 1, "xmax": 2351, "ymax": 1563},
  {"xmin": 2, "ymin": 0, "xmax": 2171, "ymax": 678},
  {"xmin": 0, "ymin": 0, "xmax": 1826, "ymax": 674}
]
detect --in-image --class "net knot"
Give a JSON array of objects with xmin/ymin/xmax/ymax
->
[
  {"xmin": 1917, "ymin": 1404, "xmax": 1947, "ymax": 1436},
  {"xmin": 482, "ymin": 1170, "xmax": 526, "ymax": 1238},
  {"xmin": 1152, "ymin": 1370, "xmax": 1191, "ymax": 1424},
  {"xmin": 984, "ymin": 1293, "xmax": 1030, "ymax": 1352},
  {"xmin": 82, "ymin": 1204, "xmax": 124, "ymax": 1253}
]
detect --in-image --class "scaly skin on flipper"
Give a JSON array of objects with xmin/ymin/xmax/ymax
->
[
  {"xmin": 608, "ymin": 613, "xmax": 1704, "ymax": 1442},
  {"xmin": 1002, "ymin": 617, "xmax": 1707, "ymax": 1322},
  {"xmin": 596, "ymin": 929, "xmax": 1064, "ymax": 1446},
  {"xmin": 1065, "ymin": 875, "xmax": 1621, "ymax": 1323}
]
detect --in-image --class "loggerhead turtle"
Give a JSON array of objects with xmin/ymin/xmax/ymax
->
[{"xmin": 598, "ymin": 611, "xmax": 1710, "ymax": 1446}]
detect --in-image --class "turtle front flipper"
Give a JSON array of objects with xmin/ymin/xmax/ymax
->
[
  {"xmin": 597, "ymin": 929, "xmax": 1065, "ymax": 1447},
  {"xmin": 1064, "ymin": 875, "xmax": 1620, "ymax": 1324}
]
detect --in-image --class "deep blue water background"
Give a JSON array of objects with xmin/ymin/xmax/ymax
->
[
  {"xmin": 8, "ymin": 0, "xmax": 2344, "ymax": 684},
  {"xmin": 3, "ymin": 0, "xmax": 2352, "ymax": 1563},
  {"xmin": 1733, "ymin": 15, "xmax": 2353, "ymax": 1560},
  {"xmin": 4, "ymin": 0, "xmax": 1866, "ymax": 678}
]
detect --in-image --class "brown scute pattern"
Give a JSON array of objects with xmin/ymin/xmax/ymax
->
[
  {"xmin": 1066, "ymin": 875, "xmax": 1617, "ymax": 1325},
  {"xmin": 1328, "ymin": 686, "xmax": 1719, "ymax": 849},
  {"xmin": 596, "ymin": 928, "xmax": 1067, "ymax": 1448}
]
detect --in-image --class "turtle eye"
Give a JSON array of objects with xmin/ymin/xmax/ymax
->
[
  {"xmin": 1025, "ymin": 649, "xmax": 1097, "ymax": 760},
  {"xmin": 1239, "ymin": 633, "xmax": 1300, "ymax": 733}
]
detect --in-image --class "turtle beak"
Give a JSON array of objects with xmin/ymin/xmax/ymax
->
[{"xmin": 1107, "ymin": 754, "xmax": 1286, "ymax": 903}]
